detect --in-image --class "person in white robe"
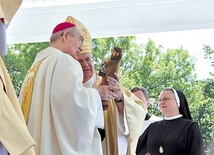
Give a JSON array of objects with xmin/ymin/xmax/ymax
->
[
  {"xmin": 19, "ymin": 21, "xmax": 119, "ymax": 155},
  {"xmin": 131, "ymin": 86, "xmax": 163, "ymax": 134},
  {"xmin": 131, "ymin": 86, "xmax": 162, "ymax": 154},
  {"xmin": 66, "ymin": 16, "xmax": 147, "ymax": 155},
  {"xmin": 0, "ymin": 0, "xmax": 36, "ymax": 154}
]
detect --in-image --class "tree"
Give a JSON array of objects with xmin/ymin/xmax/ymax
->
[
  {"xmin": 201, "ymin": 44, "xmax": 214, "ymax": 154},
  {"xmin": 3, "ymin": 42, "xmax": 49, "ymax": 95}
]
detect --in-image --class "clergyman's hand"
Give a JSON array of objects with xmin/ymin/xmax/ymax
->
[
  {"xmin": 95, "ymin": 85, "xmax": 119, "ymax": 101},
  {"xmin": 107, "ymin": 73, "xmax": 123, "ymax": 101}
]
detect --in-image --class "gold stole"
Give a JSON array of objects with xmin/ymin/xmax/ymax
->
[
  {"xmin": 95, "ymin": 74, "xmax": 119, "ymax": 155},
  {"xmin": 21, "ymin": 60, "xmax": 43, "ymax": 123},
  {"xmin": 104, "ymin": 102, "xmax": 118, "ymax": 155}
]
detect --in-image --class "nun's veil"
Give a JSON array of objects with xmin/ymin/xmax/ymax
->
[
  {"xmin": 162, "ymin": 88, "xmax": 193, "ymax": 120},
  {"xmin": 175, "ymin": 89, "xmax": 193, "ymax": 120}
]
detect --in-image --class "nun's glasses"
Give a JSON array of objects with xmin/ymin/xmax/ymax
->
[{"xmin": 158, "ymin": 97, "xmax": 175, "ymax": 103}]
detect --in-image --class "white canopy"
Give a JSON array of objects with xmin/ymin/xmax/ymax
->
[{"xmin": 7, "ymin": 0, "xmax": 214, "ymax": 44}]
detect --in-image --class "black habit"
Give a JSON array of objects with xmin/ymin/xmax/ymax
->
[{"xmin": 136, "ymin": 117, "xmax": 206, "ymax": 155}]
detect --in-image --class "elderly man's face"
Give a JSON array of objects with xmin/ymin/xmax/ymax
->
[
  {"xmin": 77, "ymin": 52, "xmax": 94, "ymax": 83},
  {"xmin": 133, "ymin": 90, "xmax": 150, "ymax": 108},
  {"xmin": 63, "ymin": 28, "xmax": 83, "ymax": 60}
]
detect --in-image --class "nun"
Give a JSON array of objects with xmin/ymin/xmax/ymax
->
[{"xmin": 136, "ymin": 88, "xmax": 206, "ymax": 155}]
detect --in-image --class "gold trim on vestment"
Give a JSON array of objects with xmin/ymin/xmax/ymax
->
[
  {"xmin": 21, "ymin": 60, "xmax": 43, "ymax": 123},
  {"xmin": 104, "ymin": 102, "xmax": 119, "ymax": 155},
  {"xmin": 95, "ymin": 73, "xmax": 119, "ymax": 155}
]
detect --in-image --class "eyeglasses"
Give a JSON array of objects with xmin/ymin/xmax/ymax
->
[
  {"xmin": 68, "ymin": 33, "xmax": 84, "ymax": 45},
  {"xmin": 78, "ymin": 57, "xmax": 93, "ymax": 64},
  {"xmin": 71, "ymin": 35, "xmax": 84, "ymax": 45},
  {"xmin": 60, "ymin": 32, "xmax": 84, "ymax": 45},
  {"xmin": 158, "ymin": 97, "xmax": 174, "ymax": 103}
]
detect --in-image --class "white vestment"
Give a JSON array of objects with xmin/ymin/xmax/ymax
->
[
  {"xmin": 19, "ymin": 47, "xmax": 104, "ymax": 155},
  {"xmin": 140, "ymin": 115, "xmax": 163, "ymax": 135},
  {"xmin": 83, "ymin": 73, "xmax": 146, "ymax": 155}
]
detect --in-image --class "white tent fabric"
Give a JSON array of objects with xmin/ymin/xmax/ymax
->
[{"xmin": 6, "ymin": 0, "xmax": 214, "ymax": 44}]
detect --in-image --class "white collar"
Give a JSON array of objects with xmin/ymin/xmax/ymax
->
[
  {"xmin": 164, "ymin": 114, "xmax": 183, "ymax": 120},
  {"xmin": 83, "ymin": 73, "xmax": 96, "ymax": 88}
]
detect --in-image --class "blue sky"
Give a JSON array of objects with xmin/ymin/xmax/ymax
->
[{"xmin": 136, "ymin": 28, "xmax": 214, "ymax": 80}]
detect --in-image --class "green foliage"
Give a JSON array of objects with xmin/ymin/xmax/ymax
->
[
  {"xmin": 3, "ymin": 42, "xmax": 49, "ymax": 95},
  {"xmin": 203, "ymin": 44, "xmax": 214, "ymax": 67},
  {"xmin": 203, "ymin": 44, "xmax": 214, "ymax": 79},
  {"xmin": 202, "ymin": 45, "xmax": 214, "ymax": 154},
  {"xmin": 204, "ymin": 79, "xmax": 214, "ymax": 98}
]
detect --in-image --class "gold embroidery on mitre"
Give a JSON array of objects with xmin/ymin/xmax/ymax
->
[
  {"xmin": 65, "ymin": 16, "xmax": 92, "ymax": 54},
  {"xmin": 21, "ymin": 60, "xmax": 43, "ymax": 123}
]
